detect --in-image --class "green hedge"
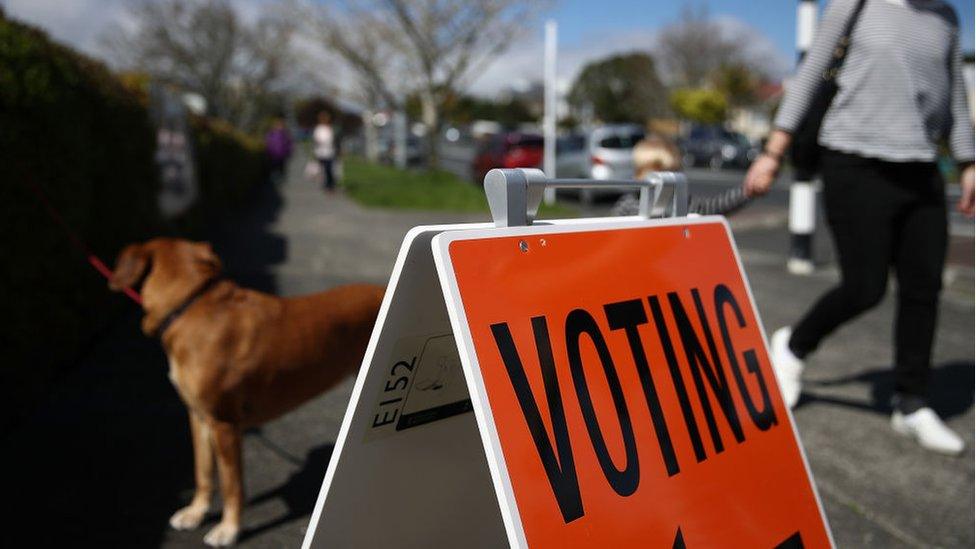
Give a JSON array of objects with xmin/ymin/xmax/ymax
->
[
  {"xmin": 0, "ymin": 13, "xmax": 266, "ymax": 433},
  {"xmin": 191, "ymin": 116, "xmax": 267, "ymax": 211},
  {"xmin": 0, "ymin": 14, "xmax": 160, "ymax": 432}
]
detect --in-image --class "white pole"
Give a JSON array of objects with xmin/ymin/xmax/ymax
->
[
  {"xmin": 394, "ymin": 109, "xmax": 407, "ymax": 169},
  {"xmin": 796, "ymin": 0, "xmax": 817, "ymax": 54},
  {"xmin": 787, "ymin": 0, "xmax": 819, "ymax": 276},
  {"xmin": 543, "ymin": 20, "xmax": 558, "ymax": 205}
]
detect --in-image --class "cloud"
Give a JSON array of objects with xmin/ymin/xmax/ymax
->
[
  {"xmin": 466, "ymin": 27, "xmax": 656, "ymax": 98},
  {"xmin": 466, "ymin": 18, "xmax": 791, "ymax": 98},
  {"xmin": 711, "ymin": 16, "xmax": 793, "ymax": 77}
]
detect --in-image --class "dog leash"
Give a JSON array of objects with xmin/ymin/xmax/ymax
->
[
  {"xmin": 688, "ymin": 185, "xmax": 752, "ymax": 216},
  {"xmin": 612, "ymin": 185, "xmax": 753, "ymax": 217},
  {"xmin": 18, "ymin": 170, "xmax": 143, "ymax": 306}
]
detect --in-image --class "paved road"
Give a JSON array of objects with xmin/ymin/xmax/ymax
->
[{"xmin": 2, "ymin": 156, "xmax": 972, "ymax": 547}]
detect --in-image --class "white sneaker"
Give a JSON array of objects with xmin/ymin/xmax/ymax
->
[
  {"xmin": 891, "ymin": 407, "xmax": 965, "ymax": 456},
  {"xmin": 770, "ymin": 327, "xmax": 804, "ymax": 409}
]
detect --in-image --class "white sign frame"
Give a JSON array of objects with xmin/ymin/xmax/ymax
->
[{"xmin": 303, "ymin": 216, "xmax": 833, "ymax": 548}]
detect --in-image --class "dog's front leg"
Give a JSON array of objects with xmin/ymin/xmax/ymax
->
[
  {"xmin": 203, "ymin": 419, "xmax": 242, "ymax": 547},
  {"xmin": 170, "ymin": 411, "xmax": 213, "ymax": 530}
]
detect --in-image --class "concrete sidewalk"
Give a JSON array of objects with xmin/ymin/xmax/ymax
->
[{"xmin": 2, "ymin": 159, "xmax": 971, "ymax": 547}]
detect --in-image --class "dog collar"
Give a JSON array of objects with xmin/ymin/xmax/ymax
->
[{"xmin": 153, "ymin": 276, "xmax": 222, "ymax": 338}]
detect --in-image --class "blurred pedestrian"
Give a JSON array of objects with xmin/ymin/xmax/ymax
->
[
  {"xmin": 633, "ymin": 134, "xmax": 682, "ymax": 176},
  {"xmin": 744, "ymin": 0, "xmax": 974, "ymax": 454},
  {"xmin": 313, "ymin": 111, "xmax": 336, "ymax": 193},
  {"xmin": 265, "ymin": 116, "xmax": 293, "ymax": 184}
]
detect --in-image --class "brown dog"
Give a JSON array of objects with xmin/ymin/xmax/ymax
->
[{"xmin": 109, "ymin": 238, "xmax": 384, "ymax": 546}]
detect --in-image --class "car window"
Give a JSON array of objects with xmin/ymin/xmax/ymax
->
[
  {"xmin": 557, "ymin": 135, "xmax": 585, "ymax": 153},
  {"xmin": 598, "ymin": 132, "xmax": 644, "ymax": 149},
  {"xmin": 478, "ymin": 135, "xmax": 505, "ymax": 155},
  {"xmin": 492, "ymin": 135, "xmax": 508, "ymax": 154},
  {"xmin": 512, "ymin": 135, "xmax": 544, "ymax": 148},
  {"xmin": 476, "ymin": 136, "xmax": 496, "ymax": 155},
  {"xmin": 690, "ymin": 126, "xmax": 722, "ymax": 140}
]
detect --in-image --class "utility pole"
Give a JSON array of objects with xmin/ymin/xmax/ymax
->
[
  {"xmin": 788, "ymin": 0, "xmax": 819, "ymax": 275},
  {"xmin": 543, "ymin": 20, "xmax": 558, "ymax": 205},
  {"xmin": 394, "ymin": 109, "xmax": 407, "ymax": 170}
]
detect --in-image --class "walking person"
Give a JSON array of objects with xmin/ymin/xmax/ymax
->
[
  {"xmin": 265, "ymin": 116, "xmax": 293, "ymax": 184},
  {"xmin": 744, "ymin": 0, "xmax": 974, "ymax": 455},
  {"xmin": 313, "ymin": 111, "xmax": 337, "ymax": 193}
]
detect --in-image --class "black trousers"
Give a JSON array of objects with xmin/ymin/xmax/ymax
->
[
  {"xmin": 319, "ymin": 158, "xmax": 335, "ymax": 190},
  {"xmin": 789, "ymin": 149, "xmax": 947, "ymax": 399}
]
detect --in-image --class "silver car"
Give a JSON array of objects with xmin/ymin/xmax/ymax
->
[{"xmin": 556, "ymin": 124, "xmax": 645, "ymax": 202}]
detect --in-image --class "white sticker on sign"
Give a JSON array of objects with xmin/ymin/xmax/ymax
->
[{"xmin": 365, "ymin": 333, "xmax": 472, "ymax": 441}]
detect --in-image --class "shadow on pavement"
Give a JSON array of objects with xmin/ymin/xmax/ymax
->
[
  {"xmin": 237, "ymin": 440, "xmax": 336, "ymax": 544},
  {"xmin": 798, "ymin": 360, "xmax": 975, "ymax": 419},
  {"xmin": 209, "ymin": 179, "xmax": 287, "ymax": 293},
  {"xmin": 0, "ymin": 177, "xmax": 289, "ymax": 547}
]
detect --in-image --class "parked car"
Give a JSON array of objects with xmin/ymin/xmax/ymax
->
[
  {"xmin": 556, "ymin": 125, "xmax": 646, "ymax": 201},
  {"xmin": 679, "ymin": 126, "xmax": 759, "ymax": 170},
  {"xmin": 470, "ymin": 132, "xmax": 544, "ymax": 184},
  {"xmin": 555, "ymin": 133, "xmax": 587, "ymax": 178}
]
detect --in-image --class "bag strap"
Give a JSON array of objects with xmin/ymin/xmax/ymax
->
[{"xmin": 825, "ymin": 0, "xmax": 868, "ymax": 80}]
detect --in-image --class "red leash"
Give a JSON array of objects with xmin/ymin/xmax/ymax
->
[{"xmin": 22, "ymin": 178, "xmax": 144, "ymax": 306}]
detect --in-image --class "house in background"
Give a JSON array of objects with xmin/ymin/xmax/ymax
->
[{"xmin": 728, "ymin": 81, "xmax": 782, "ymax": 144}]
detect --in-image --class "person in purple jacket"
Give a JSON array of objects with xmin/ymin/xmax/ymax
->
[{"xmin": 265, "ymin": 116, "xmax": 293, "ymax": 184}]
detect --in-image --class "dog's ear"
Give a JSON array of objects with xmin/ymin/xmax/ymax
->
[
  {"xmin": 192, "ymin": 241, "xmax": 222, "ymax": 275},
  {"xmin": 109, "ymin": 243, "xmax": 150, "ymax": 291}
]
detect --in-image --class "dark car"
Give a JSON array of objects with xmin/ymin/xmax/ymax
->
[
  {"xmin": 471, "ymin": 132, "xmax": 544, "ymax": 184},
  {"xmin": 680, "ymin": 126, "xmax": 759, "ymax": 170}
]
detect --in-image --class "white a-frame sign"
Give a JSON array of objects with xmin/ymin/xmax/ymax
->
[{"xmin": 303, "ymin": 170, "xmax": 833, "ymax": 548}]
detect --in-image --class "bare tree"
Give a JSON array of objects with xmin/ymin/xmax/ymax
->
[
  {"xmin": 655, "ymin": 3, "xmax": 767, "ymax": 89},
  {"xmin": 101, "ymin": 0, "xmax": 296, "ymax": 131},
  {"xmin": 298, "ymin": 0, "xmax": 545, "ymax": 165}
]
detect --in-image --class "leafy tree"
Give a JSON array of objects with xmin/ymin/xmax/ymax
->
[
  {"xmin": 437, "ymin": 94, "xmax": 534, "ymax": 128},
  {"xmin": 711, "ymin": 62, "xmax": 758, "ymax": 108},
  {"xmin": 568, "ymin": 52, "xmax": 669, "ymax": 124},
  {"xmin": 669, "ymin": 88, "xmax": 728, "ymax": 125}
]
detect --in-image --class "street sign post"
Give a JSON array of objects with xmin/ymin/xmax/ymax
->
[{"xmin": 303, "ymin": 170, "xmax": 832, "ymax": 548}]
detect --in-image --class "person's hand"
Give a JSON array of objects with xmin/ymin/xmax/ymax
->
[
  {"xmin": 958, "ymin": 164, "xmax": 974, "ymax": 217},
  {"xmin": 744, "ymin": 153, "xmax": 781, "ymax": 197}
]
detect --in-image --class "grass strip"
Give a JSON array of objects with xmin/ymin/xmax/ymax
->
[{"xmin": 342, "ymin": 157, "xmax": 577, "ymax": 217}]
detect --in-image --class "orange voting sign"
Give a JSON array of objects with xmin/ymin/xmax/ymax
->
[{"xmin": 437, "ymin": 218, "xmax": 831, "ymax": 548}]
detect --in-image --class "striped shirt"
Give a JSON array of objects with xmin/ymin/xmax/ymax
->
[{"xmin": 775, "ymin": 0, "xmax": 974, "ymax": 164}]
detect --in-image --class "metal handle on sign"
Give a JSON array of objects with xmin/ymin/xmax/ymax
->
[{"xmin": 483, "ymin": 168, "xmax": 689, "ymax": 228}]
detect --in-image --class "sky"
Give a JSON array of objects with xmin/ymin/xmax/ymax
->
[
  {"xmin": 2, "ymin": 0, "xmax": 973, "ymax": 99},
  {"xmin": 553, "ymin": 0, "xmax": 973, "ymax": 59}
]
